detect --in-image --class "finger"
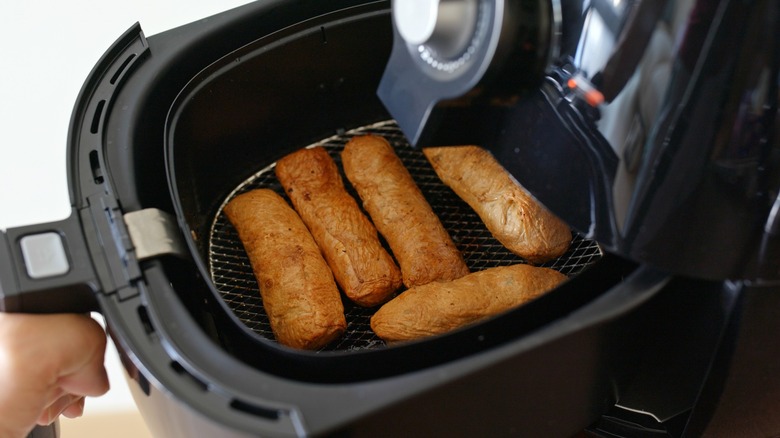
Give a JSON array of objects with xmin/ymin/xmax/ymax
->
[
  {"xmin": 48, "ymin": 315, "xmax": 110, "ymax": 397},
  {"xmin": 61, "ymin": 396, "xmax": 86, "ymax": 419},
  {"xmin": 36, "ymin": 393, "xmax": 82, "ymax": 426},
  {"xmin": 42, "ymin": 386, "xmax": 66, "ymax": 410},
  {"xmin": 57, "ymin": 351, "xmax": 110, "ymax": 398},
  {"xmin": 40, "ymin": 390, "xmax": 79, "ymax": 417},
  {"xmin": 37, "ymin": 393, "xmax": 85, "ymax": 425}
]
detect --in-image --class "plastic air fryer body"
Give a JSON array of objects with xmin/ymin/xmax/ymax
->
[
  {"xmin": 380, "ymin": 0, "xmax": 780, "ymax": 283},
  {"xmin": 379, "ymin": 0, "xmax": 780, "ymax": 435},
  {"xmin": 0, "ymin": 1, "xmax": 778, "ymax": 437}
]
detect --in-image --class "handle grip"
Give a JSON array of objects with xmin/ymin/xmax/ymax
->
[
  {"xmin": 0, "ymin": 212, "xmax": 98, "ymax": 314},
  {"xmin": 28, "ymin": 420, "xmax": 58, "ymax": 438}
]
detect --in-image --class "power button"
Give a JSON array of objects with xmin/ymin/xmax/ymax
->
[{"xmin": 19, "ymin": 232, "xmax": 70, "ymax": 279}]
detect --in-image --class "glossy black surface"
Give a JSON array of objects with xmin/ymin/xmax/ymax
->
[
  {"xmin": 41, "ymin": 0, "xmax": 780, "ymax": 436},
  {"xmin": 379, "ymin": 0, "xmax": 555, "ymax": 145},
  {"xmin": 381, "ymin": 0, "xmax": 780, "ymax": 281}
]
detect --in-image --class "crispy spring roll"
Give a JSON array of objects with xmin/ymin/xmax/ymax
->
[
  {"xmin": 223, "ymin": 189, "xmax": 346, "ymax": 350},
  {"xmin": 342, "ymin": 135, "xmax": 469, "ymax": 288},
  {"xmin": 371, "ymin": 264, "xmax": 567, "ymax": 342},
  {"xmin": 423, "ymin": 146, "xmax": 571, "ymax": 263},
  {"xmin": 275, "ymin": 147, "xmax": 402, "ymax": 307}
]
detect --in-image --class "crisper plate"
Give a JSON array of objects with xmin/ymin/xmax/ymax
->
[{"xmin": 208, "ymin": 120, "xmax": 602, "ymax": 351}]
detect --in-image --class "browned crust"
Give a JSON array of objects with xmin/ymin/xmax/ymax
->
[
  {"xmin": 275, "ymin": 146, "xmax": 402, "ymax": 307},
  {"xmin": 341, "ymin": 135, "xmax": 470, "ymax": 288},
  {"xmin": 223, "ymin": 189, "xmax": 346, "ymax": 349},
  {"xmin": 370, "ymin": 264, "xmax": 567, "ymax": 342},
  {"xmin": 423, "ymin": 146, "xmax": 571, "ymax": 263}
]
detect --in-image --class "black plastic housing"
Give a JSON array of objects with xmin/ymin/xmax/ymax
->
[
  {"xmin": 381, "ymin": 0, "xmax": 780, "ymax": 283},
  {"xmin": 2, "ymin": 0, "xmax": 775, "ymax": 437},
  {"xmin": 85, "ymin": 1, "xmax": 659, "ymax": 435}
]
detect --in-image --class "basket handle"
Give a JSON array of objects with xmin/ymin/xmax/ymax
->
[{"xmin": 0, "ymin": 211, "xmax": 98, "ymax": 314}]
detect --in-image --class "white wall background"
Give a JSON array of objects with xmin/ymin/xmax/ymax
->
[{"xmin": 0, "ymin": 0, "xmax": 252, "ymax": 416}]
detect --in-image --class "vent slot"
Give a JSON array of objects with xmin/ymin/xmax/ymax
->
[
  {"xmin": 89, "ymin": 150, "xmax": 104, "ymax": 184},
  {"xmin": 137, "ymin": 305, "xmax": 155, "ymax": 335},
  {"xmin": 171, "ymin": 360, "xmax": 208, "ymax": 392},
  {"xmin": 90, "ymin": 100, "xmax": 106, "ymax": 134},
  {"xmin": 230, "ymin": 399, "xmax": 282, "ymax": 421},
  {"xmin": 320, "ymin": 26, "xmax": 328, "ymax": 44},
  {"xmin": 110, "ymin": 53, "xmax": 137, "ymax": 85}
]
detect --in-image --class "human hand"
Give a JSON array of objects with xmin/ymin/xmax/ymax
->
[{"xmin": 0, "ymin": 313, "xmax": 109, "ymax": 438}]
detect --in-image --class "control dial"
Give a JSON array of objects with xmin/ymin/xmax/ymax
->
[{"xmin": 394, "ymin": 0, "xmax": 479, "ymax": 60}]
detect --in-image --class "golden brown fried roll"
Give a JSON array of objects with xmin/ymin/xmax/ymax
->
[
  {"xmin": 275, "ymin": 146, "xmax": 402, "ymax": 307},
  {"xmin": 341, "ymin": 135, "xmax": 469, "ymax": 288},
  {"xmin": 371, "ymin": 264, "xmax": 567, "ymax": 342},
  {"xmin": 423, "ymin": 145, "xmax": 571, "ymax": 263},
  {"xmin": 223, "ymin": 189, "xmax": 346, "ymax": 350}
]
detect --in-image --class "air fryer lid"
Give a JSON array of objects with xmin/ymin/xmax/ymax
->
[{"xmin": 379, "ymin": 0, "xmax": 780, "ymax": 282}]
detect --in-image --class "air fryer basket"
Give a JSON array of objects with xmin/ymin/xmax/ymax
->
[
  {"xmin": 168, "ymin": 1, "xmax": 612, "ymax": 362},
  {"xmin": 164, "ymin": 1, "xmax": 633, "ymax": 385},
  {"xmin": 208, "ymin": 120, "xmax": 603, "ymax": 351}
]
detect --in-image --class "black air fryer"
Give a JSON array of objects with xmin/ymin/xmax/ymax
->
[{"xmin": 1, "ymin": 0, "xmax": 779, "ymax": 436}]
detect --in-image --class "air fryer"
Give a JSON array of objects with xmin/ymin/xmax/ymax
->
[{"xmin": 0, "ymin": 1, "xmax": 778, "ymax": 437}]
